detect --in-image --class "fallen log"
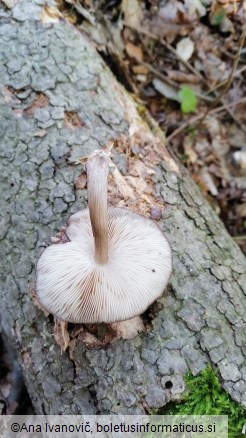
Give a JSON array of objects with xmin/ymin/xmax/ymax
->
[{"xmin": 0, "ymin": 0, "xmax": 246, "ymax": 415}]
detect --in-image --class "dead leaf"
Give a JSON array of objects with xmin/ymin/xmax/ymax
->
[
  {"xmin": 75, "ymin": 172, "xmax": 87, "ymax": 189},
  {"xmin": 168, "ymin": 70, "xmax": 200, "ymax": 83},
  {"xmin": 132, "ymin": 65, "xmax": 149, "ymax": 74},
  {"xmin": 233, "ymin": 150, "xmax": 246, "ymax": 170},
  {"xmin": 65, "ymin": 0, "xmax": 95, "ymax": 24},
  {"xmin": 176, "ymin": 37, "xmax": 195, "ymax": 61},
  {"xmin": 107, "ymin": 20, "xmax": 125, "ymax": 57},
  {"xmin": 158, "ymin": 0, "xmax": 182, "ymax": 22},
  {"xmin": 125, "ymin": 42, "xmax": 143, "ymax": 62},
  {"xmin": 64, "ymin": 111, "xmax": 85, "ymax": 129},
  {"xmin": 183, "ymin": 137, "xmax": 198, "ymax": 163},
  {"xmin": 122, "ymin": 0, "xmax": 142, "ymax": 27},
  {"xmin": 40, "ymin": 5, "xmax": 62, "ymax": 23},
  {"xmin": 2, "ymin": 87, "xmax": 19, "ymax": 105},
  {"xmin": 153, "ymin": 78, "xmax": 180, "ymax": 102},
  {"xmin": 54, "ymin": 320, "xmax": 70, "ymax": 351},
  {"xmin": 208, "ymin": 164, "xmax": 224, "ymax": 179},
  {"xmin": 235, "ymin": 203, "xmax": 246, "ymax": 218},
  {"xmin": 194, "ymin": 138, "xmax": 212, "ymax": 158},
  {"xmin": 145, "ymin": 16, "xmax": 192, "ymax": 44},
  {"xmin": 219, "ymin": 16, "xmax": 234, "ymax": 33},
  {"xmin": 111, "ymin": 316, "xmax": 145, "ymax": 340},
  {"xmin": 135, "ymin": 74, "xmax": 147, "ymax": 82},
  {"xmin": 199, "ymin": 168, "xmax": 218, "ymax": 196},
  {"xmin": 203, "ymin": 53, "xmax": 228, "ymax": 83},
  {"xmin": 183, "ymin": 0, "xmax": 206, "ymax": 18}
]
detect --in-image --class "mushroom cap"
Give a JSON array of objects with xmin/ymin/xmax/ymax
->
[{"xmin": 36, "ymin": 207, "xmax": 172, "ymax": 323}]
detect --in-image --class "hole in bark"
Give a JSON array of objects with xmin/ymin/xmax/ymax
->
[
  {"xmin": 47, "ymin": 314, "xmax": 54, "ymax": 324},
  {"xmin": 157, "ymin": 400, "xmax": 177, "ymax": 415},
  {"xmin": 0, "ymin": 335, "xmax": 35, "ymax": 414},
  {"xmin": 99, "ymin": 52, "xmax": 134, "ymax": 93},
  {"xmin": 14, "ymin": 387, "xmax": 34, "ymax": 414},
  {"xmin": 0, "ymin": 337, "xmax": 8, "ymax": 378},
  {"xmin": 165, "ymin": 381, "xmax": 173, "ymax": 389},
  {"xmin": 142, "ymin": 301, "xmax": 163, "ymax": 326},
  {"xmin": 67, "ymin": 323, "xmax": 77, "ymax": 331},
  {"xmin": 88, "ymin": 384, "xmax": 100, "ymax": 414}
]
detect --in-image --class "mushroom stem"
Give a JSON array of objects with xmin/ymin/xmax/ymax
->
[{"xmin": 86, "ymin": 151, "xmax": 109, "ymax": 264}]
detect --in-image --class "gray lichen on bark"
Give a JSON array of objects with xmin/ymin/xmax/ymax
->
[{"xmin": 0, "ymin": 0, "xmax": 246, "ymax": 415}]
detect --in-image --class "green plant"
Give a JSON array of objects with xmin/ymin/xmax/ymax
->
[
  {"xmin": 178, "ymin": 86, "xmax": 197, "ymax": 114},
  {"xmin": 162, "ymin": 365, "xmax": 245, "ymax": 438},
  {"xmin": 210, "ymin": 8, "xmax": 226, "ymax": 26}
]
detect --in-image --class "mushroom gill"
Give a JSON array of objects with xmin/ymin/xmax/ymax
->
[{"xmin": 36, "ymin": 149, "xmax": 172, "ymax": 323}]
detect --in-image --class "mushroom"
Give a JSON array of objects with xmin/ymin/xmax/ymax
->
[{"xmin": 36, "ymin": 149, "xmax": 172, "ymax": 323}]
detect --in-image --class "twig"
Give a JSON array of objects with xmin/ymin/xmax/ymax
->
[
  {"xmin": 220, "ymin": 47, "xmax": 236, "ymax": 60},
  {"xmin": 233, "ymin": 236, "xmax": 246, "ymax": 241},
  {"xmin": 167, "ymin": 96, "xmax": 246, "ymax": 142},
  {"xmin": 166, "ymin": 114, "xmax": 201, "ymax": 142},
  {"xmin": 206, "ymin": 66, "xmax": 246, "ymax": 94},
  {"xmin": 124, "ymin": 23, "xmax": 204, "ymax": 81},
  {"xmin": 140, "ymin": 61, "xmax": 180, "ymax": 89},
  {"xmin": 64, "ymin": 0, "xmax": 95, "ymax": 24},
  {"xmin": 197, "ymin": 26, "xmax": 246, "ymax": 127},
  {"xmin": 208, "ymin": 96, "xmax": 246, "ymax": 113},
  {"xmin": 141, "ymin": 61, "xmax": 214, "ymax": 102},
  {"xmin": 217, "ymin": 27, "xmax": 246, "ymax": 100}
]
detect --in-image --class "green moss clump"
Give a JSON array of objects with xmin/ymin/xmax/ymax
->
[{"xmin": 162, "ymin": 365, "xmax": 245, "ymax": 438}]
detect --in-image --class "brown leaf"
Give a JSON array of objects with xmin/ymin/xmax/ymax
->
[
  {"xmin": 121, "ymin": 0, "xmax": 143, "ymax": 27},
  {"xmin": 132, "ymin": 65, "xmax": 149, "ymax": 74},
  {"xmin": 145, "ymin": 18, "xmax": 192, "ymax": 44},
  {"xmin": 125, "ymin": 42, "xmax": 143, "ymax": 62},
  {"xmin": 111, "ymin": 316, "xmax": 145, "ymax": 340},
  {"xmin": 75, "ymin": 172, "xmax": 87, "ymax": 189},
  {"xmin": 40, "ymin": 5, "xmax": 62, "ymax": 23},
  {"xmin": 54, "ymin": 320, "xmax": 70, "ymax": 351},
  {"xmin": 64, "ymin": 111, "xmax": 85, "ymax": 129},
  {"xmin": 2, "ymin": 87, "xmax": 19, "ymax": 104},
  {"xmin": 183, "ymin": 137, "xmax": 198, "ymax": 164},
  {"xmin": 24, "ymin": 93, "xmax": 49, "ymax": 116},
  {"xmin": 167, "ymin": 70, "xmax": 200, "ymax": 84},
  {"xmin": 199, "ymin": 168, "xmax": 218, "ymax": 196}
]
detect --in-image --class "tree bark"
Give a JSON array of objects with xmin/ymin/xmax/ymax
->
[{"xmin": 0, "ymin": 0, "xmax": 246, "ymax": 415}]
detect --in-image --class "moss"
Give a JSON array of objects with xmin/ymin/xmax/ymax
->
[{"xmin": 160, "ymin": 365, "xmax": 245, "ymax": 438}]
